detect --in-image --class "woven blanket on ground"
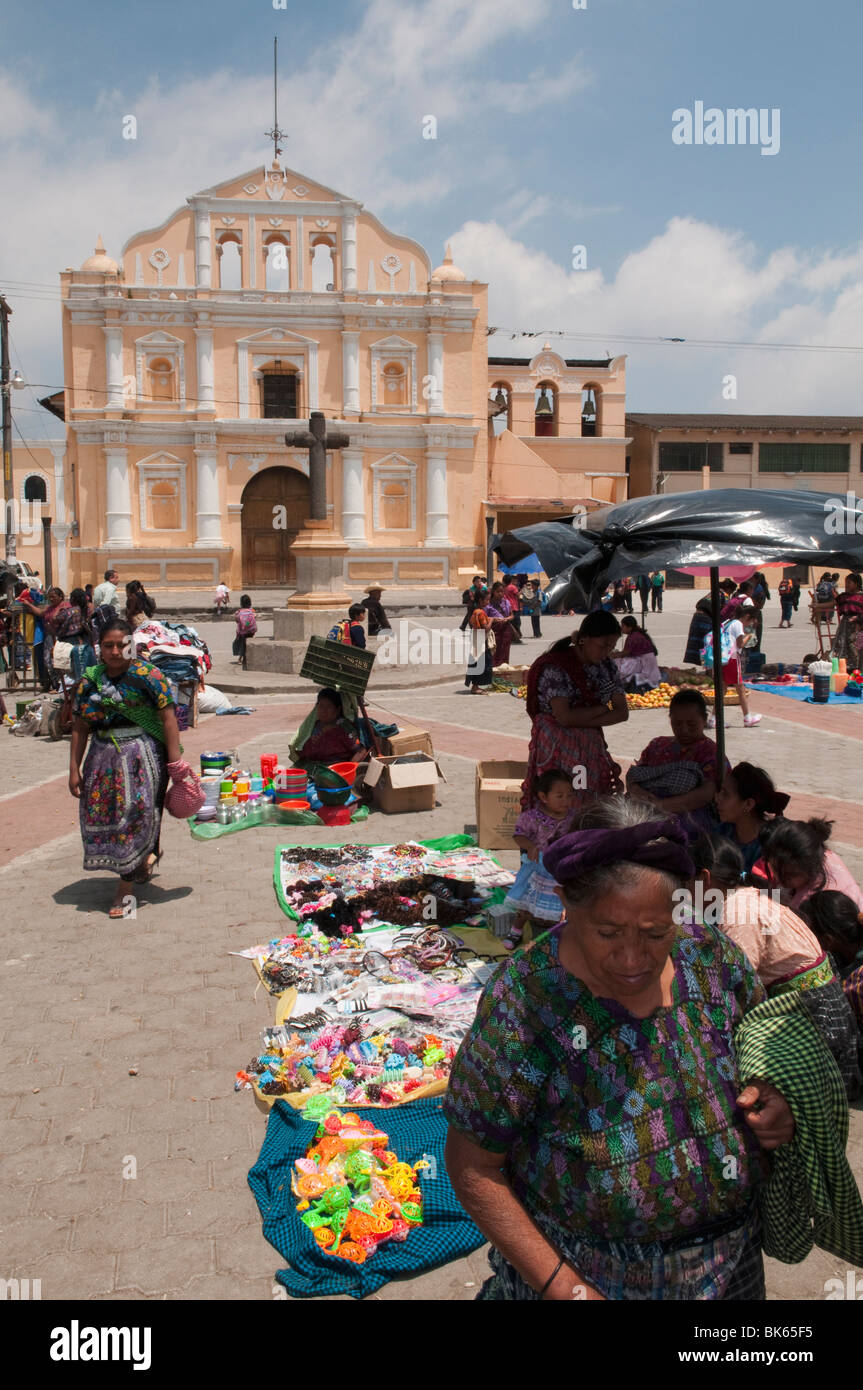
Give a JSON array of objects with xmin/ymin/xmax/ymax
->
[
  {"xmin": 734, "ymin": 990, "xmax": 863, "ymax": 1267},
  {"xmin": 248, "ymin": 1096, "xmax": 485, "ymax": 1298}
]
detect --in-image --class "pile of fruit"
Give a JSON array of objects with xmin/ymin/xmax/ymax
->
[{"xmin": 626, "ymin": 682, "xmax": 679, "ymax": 709}]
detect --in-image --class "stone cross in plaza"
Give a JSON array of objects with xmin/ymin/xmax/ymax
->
[{"xmin": 284, "ymin": 411, "xmax": 350, "ymax": 521}]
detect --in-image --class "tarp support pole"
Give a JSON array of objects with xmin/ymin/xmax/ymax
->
[{"xmin": 710, "ymin": 566, "xmax": 725, "ymax": 787}]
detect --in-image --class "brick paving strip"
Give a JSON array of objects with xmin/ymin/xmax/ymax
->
[{"xmin": 4, "ymin": 699, "xmax": 863, "ymax": 871}]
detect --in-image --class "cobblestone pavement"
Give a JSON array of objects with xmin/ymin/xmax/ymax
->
[{"xmin": 1, "ymin": 589, "xmax": 861, "ymax": 1300}]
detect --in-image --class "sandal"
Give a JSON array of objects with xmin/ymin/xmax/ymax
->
[{"xmin": 134, "ymin": 850, "xmax": 163, "ymax": 884}]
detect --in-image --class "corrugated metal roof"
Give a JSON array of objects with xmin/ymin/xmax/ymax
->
[{"xmin": 626, "ymin": 413, "xmax": 863, "ymax": 431}]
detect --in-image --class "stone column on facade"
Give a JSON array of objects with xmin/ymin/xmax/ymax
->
[
  {"xmin": 425, "ymin": 448, "xmax": 451, "ymax": 545},
  {"xmin": 50, "ymin": 444, "xmax": 70, "ymax": 592},
  {"xmin": 194, "ymin": 437, "xmax": 224, "ymax": 547},
  {"xmin": 104, "ymin": 435, "xmax": 133, "ymax": 547},
  {"xmin": 296, "ymin": 217, "xmax": 304, "ymax": 289},
  {"xmin": 341, "ymin": 448, "xmax": 367, "ymax": 547},
  {"xmin": 342, "ymin": 331, "xmax": 360, "ymax": 415},
  {"xmin": 104, "ymin": 326, "xmax": 124, "ymax": 410},
  {"xmin": 427, "ymin": 331, "xmax": 445, "ymax": 415},
  {"xmin": 195, "ymin": 324, "xmax": 215, "ymax": 412},
  {"xmin": 342, "ymin": 214, "xmax": 358, "ymax": 291},
  {"xmin": 195, "ymin": 208, "xmax": 212, "ymax": 290},
  {"xmin": 248, "ymin": 213, "xmax": 256, "ymax": 289}
]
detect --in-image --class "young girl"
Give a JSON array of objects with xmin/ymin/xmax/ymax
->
[
  {"xmin": 715, "ymin": 761, "xmax": 790, "ymax": 876},
  {"xmin": 234, "ymin": 594, "xmax": 257, "ymax": 670},
  {"xmin": 756, "ymin": 817, "xmax": 863, "ymax": 913},
  {"xmin": 799, "ymin": 890, "xmax": 863, "ymax": 1034},
  {"xmin": 502, "ymin": 769, "xmax": 576, "ymax": 951},
  {"xmin": 707, "ymin": 603, "xmax": 761, "ymax": 727}
]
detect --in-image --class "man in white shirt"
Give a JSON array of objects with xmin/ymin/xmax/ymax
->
[{"xmin": 93, "ymin": 569, "xmax": 119, "ymax": 608}]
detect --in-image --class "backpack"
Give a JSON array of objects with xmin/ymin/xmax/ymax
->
[
  {"xmin": 236, "ymin": 608, "xmax": 257, "ymax": 637},
  {"xmin": 815, "ymin": 580, "xmax": 834, "ymax": 604},
  {"xmin": 778, "ymin": 579, "xmax": 792, "ymax": 596},
  {"xmin": 700, "ymin": 621, "xmax": 735, "ymax": 669},
  {"xmin": 326, "ymin": 619, "xmax": 352, "ymax": 644}
]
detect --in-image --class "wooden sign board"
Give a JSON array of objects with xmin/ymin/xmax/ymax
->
[{"xmin": 298, "ymin": 635, "xmax": 376, "ymax": 697}]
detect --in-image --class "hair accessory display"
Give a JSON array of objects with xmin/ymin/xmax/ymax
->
[{"xmin": 291, "ymin": 1111, "xmax": 426, "ymax": 1260}]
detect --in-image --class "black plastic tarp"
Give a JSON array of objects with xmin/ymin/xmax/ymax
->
[
  {"xmin": 493, "ymin": 487, "xmax": 863, "ymax": 784},
  {"xmin": 493, "ymin": 488, "xmax": 863, "ymax": 611}
]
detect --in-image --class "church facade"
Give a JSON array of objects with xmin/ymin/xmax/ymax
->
[
  {"xmin": 43, "ymin": 164, "xmax": 488, "ymax": 593},
  {"xmin": 13, "ymin": 163, "xmax": 631, "ymax": 592}
]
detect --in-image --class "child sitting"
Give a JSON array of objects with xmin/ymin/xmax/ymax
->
[
  {"xmin": 627, "ymin": 687, "xmax": 730, "ymax": 831},
  {"xmin": 502, "ymin": 768, "xmax": 576, "ymax": 951}
]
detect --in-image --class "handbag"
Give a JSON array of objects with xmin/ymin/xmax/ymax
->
[{"xmin": 164, "ymin": 759, "xmax": 206, "ymax": 818}]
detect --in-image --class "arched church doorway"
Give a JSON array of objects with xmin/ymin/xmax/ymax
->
[{"xmin": 241, "ymin": 466, "xmax": 309, "ymax": 586}]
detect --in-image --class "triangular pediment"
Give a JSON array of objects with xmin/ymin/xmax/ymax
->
[{"xmin": 193, "ymin": 165, "xmax": 355, "ymax": 205}]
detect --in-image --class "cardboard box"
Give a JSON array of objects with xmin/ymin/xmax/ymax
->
[
  {"xmin": 380, "ymin": 721, "xmax": 434, "ymax": 759},
  {"xmin": 475, "ymin": 760, "xmax": 528, "ymax": 849},
  {"xmin": 364, "ymin": 753, "xmax": 446, "ymax": 814}
]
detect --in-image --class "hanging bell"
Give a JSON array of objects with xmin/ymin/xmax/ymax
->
[
  {"xmin": 535, "ymin": 388, "xmax": 553, "ymax": 417},
  {"xmin": 581, "ymin": 391, "xmax": 596, "ymax": 419}
]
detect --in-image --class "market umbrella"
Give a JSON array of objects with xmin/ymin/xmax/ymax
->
[{"xmin": 493, "ymin": 487, "xmax": 863, "ymax": 780}]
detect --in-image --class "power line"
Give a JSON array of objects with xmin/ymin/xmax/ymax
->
[
  {"xmin": 6, "ymin": 279, "xmax": 863, "ymax": 354},
  {"xmin": 488, "ymin": 325, "xmax": 863, "ymax": 355}
]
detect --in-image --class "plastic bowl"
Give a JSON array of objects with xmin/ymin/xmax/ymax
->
[
  {"xmin": 316, "ymin": 805, "xmax": 353, "ymax": 825},
  {"xmin": 277, "ymin": 799, "xmax": 311, "ymax": 812},
  {"xmin": 328, "ymin": 761, "xmax": 358, "ymax": 786},
  {"xmin": 316, "ymin": 784, "xmax": 353, "ymax": 807}
]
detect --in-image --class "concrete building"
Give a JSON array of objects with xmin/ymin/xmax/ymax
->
[{"xmin": 627, "ymin": 413, "xmax": 863, "ymax": 502}]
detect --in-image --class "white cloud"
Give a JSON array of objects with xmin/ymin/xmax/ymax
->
[
  {"xmin": 451, "ymin": 216, "xmax": 863, "ymax": 412},
  {"xmin": 0, "ymin": 0, "xmax": 588, "ymax": 432}
]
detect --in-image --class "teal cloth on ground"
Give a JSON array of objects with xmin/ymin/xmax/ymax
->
[
  {"xmin": 248, "ymin": 1097, "xmax": 485, "ymax": 1298},
  {"xmin": 734, "ymin": 990, "xmax": 863, "ymax": 1266},
  {"xmin": 744, "ymin": 682, "xmax": 863, "ymax": 705}
]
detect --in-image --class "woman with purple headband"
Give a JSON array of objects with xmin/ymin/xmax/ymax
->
[{"xmin": 445, "ymin": 797, "xmax": 796, "ymax": 1301}]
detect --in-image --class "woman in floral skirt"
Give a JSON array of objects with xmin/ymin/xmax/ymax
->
[{"xmin": 69, "ymin": 619, "xmax": 183, "ymax": 917}]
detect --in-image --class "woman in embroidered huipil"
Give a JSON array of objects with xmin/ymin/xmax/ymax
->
[
  {"xmin": 69, "ymin": 619, "xmax": 182, "ymax": 917},
  {"xmin": 444, "ymin": 798, "xmax": 796, "ymax": 1301},
  {"xmin": 522, "ymin": 611, "xmax": 628, "ymax": 813}
]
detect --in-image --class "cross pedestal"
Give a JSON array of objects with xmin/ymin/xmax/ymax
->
[
  {"xmin": 244, "ymin": 521, "xmax": 354, "ymax": 673},
  {"xmin": 286, "ymin": 518, "xmax": 352, "ymax": 611}
]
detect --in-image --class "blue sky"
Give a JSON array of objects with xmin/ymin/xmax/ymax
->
[{"xmin": 5, "ymin": 0, "xmax": 863, "ymax": 438}]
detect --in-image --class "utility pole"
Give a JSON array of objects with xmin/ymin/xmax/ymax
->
[{"xmin": 1, "ymin": 293, "xmax": 15, "ymax": 572}]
